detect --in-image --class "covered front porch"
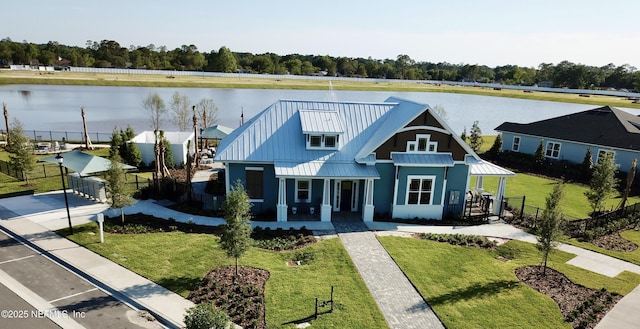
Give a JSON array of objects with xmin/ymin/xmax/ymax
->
[{"xmin": 273, "ymin": 161, "xmax": 379, "ymax": 222}]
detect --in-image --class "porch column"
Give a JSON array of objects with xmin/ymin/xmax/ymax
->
[
  {"xmin": 362, "ymin": 178, "xmax": 375, "ymax": 222},
  {"xmin": 276, "ymin": 178, "xmax": 288, "ymax": 222},
  {"xmin": 321, "ymin": 179, "xmax": 332, "ymax": 222},
  {"xmin": 492, "ymin": 176, "xmax": 507, "ymax": 215},
  {"xmin": 475, "ymin": 175, "xmax": 484, "ymax": 191}
]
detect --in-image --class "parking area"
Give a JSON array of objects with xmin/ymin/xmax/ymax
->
[{"xmin": 0, "ymin": 230, "xmax": 163, "ymax": 329}]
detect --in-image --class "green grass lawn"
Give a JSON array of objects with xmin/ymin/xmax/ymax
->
[
  {"xmin": 562, "ymin": 229, "xmax": 640, "ymax": 266},
  {"xmin": 62, "ymin": 224, "xmax": 387, "ymax": 329},
  {"xmin": 379, "ymin": 236, "xmax": 640, "ymax": 329},
  {"xmin": 472, "ymin": 173, "xmax": 640, "ymax": 219}
]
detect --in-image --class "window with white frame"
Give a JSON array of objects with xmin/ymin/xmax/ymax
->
[
  {"xmin": 406, "ymin": 176, "xmax": 435, "ymax": 205},
  {"xmin": 406, "ymin": 134, "xmax": 438, "ymax": 153},
  {"xmin": 597, "ymin": 149, "xmax": 615, "ymax": 164},
  {"xmin": 309, "ymin": 135, "xmax": 322, "ymax": 147},
  {"xmin": 307, "ymin": 134, "xmax": 339, "ymax": 149},
  {"xmin": 295, "ymin": 179, "xmax": 311, "ymax": 202},
  {"xmin": 545, "ymin": 141, "xmax": 561, "ymax": 158},
  {"xmin": 512, "ymin": 136, "xmax": 521, "ymax": 151}
]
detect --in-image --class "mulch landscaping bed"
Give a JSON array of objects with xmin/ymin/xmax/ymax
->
[
  {"xmin": 188, "ymin": 266, "xmax": 269, "ymax": 329},
  {"xmin": 515, "ymin": 265, "xmax": 621, "ymax": 329},
  {"xmin": 103, "ymin": 213, "xmax": 222, "ymax": 234},
  {"xmin": 591, "ymin": 232, "xmax": 638, "ymax": 252}
]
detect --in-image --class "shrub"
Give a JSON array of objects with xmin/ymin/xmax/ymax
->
[{"xmin": 184, "ymin": 302, "xmax": 230, "ymax": 329}]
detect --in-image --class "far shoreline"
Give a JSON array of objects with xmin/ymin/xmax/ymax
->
[{"xmin": 1, "ymin": 69, "xmax": 639, "ymax": 110}]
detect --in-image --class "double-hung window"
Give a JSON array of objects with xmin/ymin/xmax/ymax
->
[
  {"xmin": 406, "ymin": 176, "xmax": 435, "ymax": 205},
  {"xmin": 295, "ymin": 179, "xmax": 311, "ymax": 203},
  {"xmin": 512, "ymin": 136, "xmax": 521, "ymax": 151},
  {"xmin": 545, "ymin": 142, "xmax": 561, "ymax": 159}
]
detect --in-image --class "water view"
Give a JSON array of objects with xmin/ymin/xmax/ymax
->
[{"xmin": 1, "ymin": 84, "xmax": 637, "ymax": 140}]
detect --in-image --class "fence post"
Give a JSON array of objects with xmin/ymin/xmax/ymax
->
[
  {"xmin": 315, "ymin": 298, "xmax": 318, "ymax": 319},
  {"xmin": 136, "ymin": 175, "xmax": 139, "ymax": 189},
  {"xmin": 43, "ymin": 163, "xmax": 47, "ymax": 178},
  {"xmin": 520, "ymin": 196, "xmax": 526, "ymax": 220}
]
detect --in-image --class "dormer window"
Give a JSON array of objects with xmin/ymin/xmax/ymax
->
[
  {"xmin": 407, "ymin": 134, "xmax": 437, "ymax": 153},
  {"xmin": 307, "ymin": 134, "xmax": 339, "ymax": 149},
  {"xmin": 310, "ymin": 135, "xmax": 322, "ymax": 147},
  {"xmin": 299, "ymin": 109, "xmax": 344, "ymax": 150}
]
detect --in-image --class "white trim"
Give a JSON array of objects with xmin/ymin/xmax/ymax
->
[
  {"xmin": 405, "ymin": 175, "xmax": 436, "ymax": 205},
  {"xmin": 398, "ymin": 125, "xmax": 450, "ymax": 135},
  {"xmin": 335, "ymin": 181, "xmax": 340, "ymax": 211},
  {"xmin": 405, "ymin": 134, "xmax": 438, "ymax": 153},
  {"xmin": 245, "ymin": 166, "xmax": 264, "ymax": 171},
  {"xmin": 512, "ymin": 136, "xmax": 521, "ymax": 152},
  {"xmin": 351, "ymin": 181, "xmax": 359, "ymax": 212},
  {"xmin": 295, "ymin": 179, "xmax": 312, "ymax": 203},
  {"xmin": 497, "ymin": 130, "xmax": 638, "ymax": 154},
  {"xmin": 392, "ymin": 166, "xmax": 399, "ymax": 207},
  {"xmin": 596, "ymin": 149, "xmax": 616, "ymax": 163},
  {"xmin": 545, "ymin": 141, "xmax": 562, "ymax": 159}
]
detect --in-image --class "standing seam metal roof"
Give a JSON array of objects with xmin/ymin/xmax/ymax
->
[{"xmin": 299, "ymin": 109, "xmax": 344, "ymax": 134}]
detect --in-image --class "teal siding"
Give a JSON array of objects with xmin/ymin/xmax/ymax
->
[
  {"xmin": 374, "ymin": 163, "xmax": 396, "ymax": 216},
  {"xmin": 227, "ymin": 163, "xmax": 278, "ymax": 214},
  {"xmin": 444, "ymin": 164, "xmax": 470, "ymax": 217}
]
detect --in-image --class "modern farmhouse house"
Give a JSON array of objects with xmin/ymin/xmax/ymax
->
[
  {"xmin": 495, "ymin": 106, "xmax": 640, "ymax": 173},
  {"xmin": 215, "ymin": 97, "xmax": 513, "ymax": 222}
]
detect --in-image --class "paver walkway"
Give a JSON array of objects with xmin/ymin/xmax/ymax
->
[{"xmin": 335, "ymin": 221, "xmax": 444, "ymax": 329}]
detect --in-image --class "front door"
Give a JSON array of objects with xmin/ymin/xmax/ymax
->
[
  {"xmin": 340, "ymin": 181, "xmax": 352, "ymax": 211},
  {"xmin": 334, "ymin": 180, "xmax": 359, "ymax": 212}
]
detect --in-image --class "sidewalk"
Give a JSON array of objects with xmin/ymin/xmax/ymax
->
[{"xmin": 0, "ymin": 192, "xmax": 193, "ymax": 329}]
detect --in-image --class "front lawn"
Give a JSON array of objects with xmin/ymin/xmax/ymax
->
[
  {"xmin": 61, "ymin": 223, "xmax": 387, "ymax": 329},
  {"xmin": 379, "ymin": 236, "xmax": 640, "ymax": 329}
]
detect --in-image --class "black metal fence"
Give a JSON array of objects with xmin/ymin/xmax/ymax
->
[{"xmin": 0, "ymin": 129, "xmax": 112, "ymax": 144}]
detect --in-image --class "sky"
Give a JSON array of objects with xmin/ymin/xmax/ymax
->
[{"xmin": 3, "ymin": 0, "xmax": 640, "ymax": 69}]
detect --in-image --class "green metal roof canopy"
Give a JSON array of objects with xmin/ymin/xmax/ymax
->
[
  {"xmin": 201, "ymin": 125, "xmax": 234, "ymax": 139},
  {"xmin": 39, "ymin": 150, "xmax": 137, "ymax": 176}
]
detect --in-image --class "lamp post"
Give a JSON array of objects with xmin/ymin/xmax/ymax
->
[{"xmin": 55, "ymin": 154, "xmax": 73, "ymax": 234}]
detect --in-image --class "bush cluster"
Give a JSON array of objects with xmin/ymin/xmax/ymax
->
[
  {"xmin": 251, "ymin": 226, "xmax": 316, "ymax": 251},
  {"xmin": 184, "ymin": 302, "xmax": 230, "ymax": 329},
  {"xmin": 419, "ymin": 233, "xmax": 496, "ymax": 249},
  {"xmin": 565, "ymin": 288, "xmax": 620, "ymax": 328},
  {"xmin": 582, "ymin": 214, "xmax": 640, "ymax": 241}
]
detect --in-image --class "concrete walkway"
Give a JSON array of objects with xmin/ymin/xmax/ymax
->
[
  {"xmin": 0, "ymin": 193, "xmax": 193, "ymax": 329},
  {"xmin": 335, "ymin": 221, "xmax": 444, "ymax": 329}
]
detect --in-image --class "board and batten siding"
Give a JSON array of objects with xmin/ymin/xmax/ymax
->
[{"xmin": 227, "ymin": 163, "xmax": 278, "ymax": 214}]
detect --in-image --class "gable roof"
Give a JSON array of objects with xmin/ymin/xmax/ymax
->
[
  {"xmin": 495, "ymin": 106, "xmax": 640, "ymax": 151},
  {"xmin": 215, "ymin": 97, "xmax": 479, "ymax": 174}
]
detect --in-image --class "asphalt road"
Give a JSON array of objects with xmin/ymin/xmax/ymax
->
[{"xmin": 0, "ymin": 229, "xmax": 163, "ymax": 329}]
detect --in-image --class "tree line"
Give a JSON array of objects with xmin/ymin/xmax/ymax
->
[{"xmin": 1, "ymin": 38, "xmax": 639, "ymax": 91}]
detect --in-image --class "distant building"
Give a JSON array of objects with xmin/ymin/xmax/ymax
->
[
  {"xmin": 496, "ymin": 106, "xmax": 640, "ymax": 173},
  {"xmin": 131, "ymin": 131, "xmax": 195, "ymax": 167}
]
